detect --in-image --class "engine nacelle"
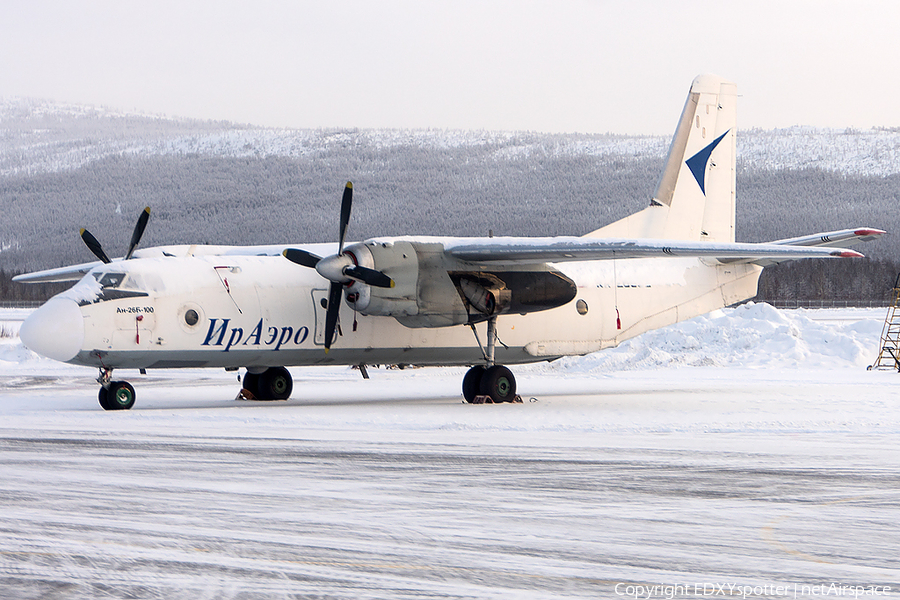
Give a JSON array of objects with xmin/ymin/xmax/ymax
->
[
  {"xmin": 341, "ymin": 239, "xmax": 577, "ymax": 328},
  {"xmin": 342, "ymin": 240, "xmax": 421, "ymax": 318}
]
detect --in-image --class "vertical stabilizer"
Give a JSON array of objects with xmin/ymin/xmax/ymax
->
[{"xmin": 587, "ymin": 75, "xmax": 737, "ymax": 241}]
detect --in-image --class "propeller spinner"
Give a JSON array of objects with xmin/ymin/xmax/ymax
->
[
  {"xmin": 80, "ymin": 207, "xmax": 151, "ymax": 264},
  {"xmin": 283, "ymin": 182, "xmax": 394, "ymax": 353}
]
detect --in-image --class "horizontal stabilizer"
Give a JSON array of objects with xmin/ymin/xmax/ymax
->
[
  {"xmin": 747, "ymin": 227, "xmax": 885, "ymax": 266},
  {"xmin": 770, "ymin": 228, "xmax": 885, "ymax": 248}
]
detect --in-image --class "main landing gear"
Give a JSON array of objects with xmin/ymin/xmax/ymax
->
[
  {"xmin": 239, "ymin": 367, "xmax": 293, "ymax": 401},
  {"xmin": 97, "ymin": 368, "xmax": 136, "ymax": 411},
  {"xmin": 462, "ymin": 316, "xmax": 519, "ymax": 404}
]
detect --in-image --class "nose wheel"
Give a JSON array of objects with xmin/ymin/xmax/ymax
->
[{"xmin": 98, "ymin": 376, "xmax": 136, "ymax": 411}]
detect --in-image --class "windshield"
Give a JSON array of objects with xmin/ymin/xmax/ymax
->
[
  {"xmin": 94, "ymin": 272, "xmax": 127, "ymax": 288},
  {"xmin": 76, "ymin": 269, "xmax": 156, "ymax": 305}
]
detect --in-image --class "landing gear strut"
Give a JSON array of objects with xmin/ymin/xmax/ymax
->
[
  {"xmin": 462, "ymin": 316, "xmax": 518, "ymax": 404},
  {"xmin": 240, "ymin": 367, "xmax": 293, "ymax": 401},
  {"xmin": 97, "ymin": 368, "xmax": 136, "ymax": 411}
]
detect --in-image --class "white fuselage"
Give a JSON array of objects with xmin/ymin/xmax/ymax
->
[{"xmin": 27, "ymin": 239, "xmax": 763, "ymax": 371}]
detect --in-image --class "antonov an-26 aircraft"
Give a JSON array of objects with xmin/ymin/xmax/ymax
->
[{"xmin": 15, "ymin": 75, "xmax": 884, "ymax": 410}]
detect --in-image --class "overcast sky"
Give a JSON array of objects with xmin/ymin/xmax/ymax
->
[{"xmin": 2, "ymin": 0, "xmax": 898, "ymax": 135}]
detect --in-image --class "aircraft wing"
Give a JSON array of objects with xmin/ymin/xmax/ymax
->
[
  {"xmin": 445, "ymin": 236, "xmax": 865, "ymax": 265},
  {"xmin": 12, "ymin": 261, "xmax": 101, "ymax": 284},
  {"xmin": 14, "ymin": 230, "xmax": 880, "ymax": 284},
  {"xmin": 10, "ymin": 243, "xmax": 329, "ymax": 284}
]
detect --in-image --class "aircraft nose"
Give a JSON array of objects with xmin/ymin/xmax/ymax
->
[{"xmin": 19, "ymin": 298, "xmax": 85, "ymax": 362}]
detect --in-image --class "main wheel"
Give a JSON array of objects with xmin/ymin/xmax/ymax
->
[
  {"xmin": 242, "ymin": 372, "xmax": 261, "ymax": 399},
  {"xmin": 462, "ymin": 365, "xmax": 486, "ymax": 403},
  {"xmin": 100, "ymin": 381, "xmax": 136, "ymax": 411},
  {"xmin": 258, "ymin": 367, "xmax": 293, "ymax": 401},
  {"xmin": 479, "ymin": 365, "xmax": 516, "ymax": 403}
]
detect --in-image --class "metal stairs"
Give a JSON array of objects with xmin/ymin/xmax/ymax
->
[{"xmin": 869, "ymin": 276, "xmax": 900, "ymax": 371}]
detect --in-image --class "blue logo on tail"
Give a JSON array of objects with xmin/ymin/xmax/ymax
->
[{"xmin": 685, "ymin": 130, "xmax": 729, "ymax": 195}]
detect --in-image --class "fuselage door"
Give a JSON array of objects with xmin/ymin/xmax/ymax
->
[{"xmin": 311, "ymin": 288, "xmax": 331, "ymax": 346}]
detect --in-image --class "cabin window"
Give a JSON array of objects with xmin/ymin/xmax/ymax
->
[{"xmin": 576, "ymin": 299, "xmax": 589, "ymax": 315}]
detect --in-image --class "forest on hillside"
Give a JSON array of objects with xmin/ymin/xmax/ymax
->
[{"xmin": 2, "ymin": 100, "xmax": 898, "ymax": 302}]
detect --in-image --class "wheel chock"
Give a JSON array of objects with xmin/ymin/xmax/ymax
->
[
  {"xmin": 235, "ymin": 388, "xmax": 256, "ymax": 401},
  {"xmin": 470, "ymin": 394, "xmax": 524, "ymax": 404}
]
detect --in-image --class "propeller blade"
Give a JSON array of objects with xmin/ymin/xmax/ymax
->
[
  {"xmin": 344, "ymin": 265, "xmax": 394, "ymax": 289},
  {"xmin": 125, "ymin": 206, "xmax": 151, "ymax": 260},
  {"xmin": 283, "ymin": 248, "xmax": 322, "ymax": 268},
  {"xmin": 79, "ymin": 228, "xmax": 112, "ymax": 264},
  {"xmin": 323, "ymin": 282, "xmax": 343, "ymax": 353},
  {"xmin": 338, "ymin": 181, "xmax": 352, "ymax": 254}
]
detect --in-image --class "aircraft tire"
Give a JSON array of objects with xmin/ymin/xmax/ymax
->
[
  {"xmin": 242, "ymin": 372, "xmax": 261, "ymax": 399},
  {"xmin": 258, "ymin": 367, "xmax": 293, "ymax": 401},
  {"xmin": 462, "ymin": 365, "xmax": 486, "ymax": 403},
  {"xmin": 98, "ymin": 387, "xmax": 113, "ymax": 410},
  {"xmin": 479, "ymin": 365, "xmax": 516, "ymax": 403},
  {"xmin": 100, "ymin": 381, "xmax": 136, "ymax": 411}
]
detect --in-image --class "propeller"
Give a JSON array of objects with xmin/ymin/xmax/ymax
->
[
  {"xmin": 125, "ymin": 207, "xmax": 151, "ymax": 260},
  {"xmin": 80, "ymin": 207, "xmax": 151, "ymax": 264},
  {"xmin": 79, "ymin": 228, "xmax": 111, "ymax": 264},
  {"xmin": 282, "ymin": 248, "xmax": 321, "ymax": 268},
  {"xmin": 283, "ymin": 182, "xmax": 394, "ymax": 353}
]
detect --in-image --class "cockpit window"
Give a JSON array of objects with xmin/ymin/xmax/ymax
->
[
  {"xmin": 94, "ymin": 272, "xmax": 127, "ymax": 288},
  {"xmin": 80, "ymin": 270, "xmax": 151, "ymax": 306}
]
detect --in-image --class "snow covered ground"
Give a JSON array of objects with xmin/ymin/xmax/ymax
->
[{"xmin": 1, "ymin": 305, "xmax": 898, "ymax": 599}]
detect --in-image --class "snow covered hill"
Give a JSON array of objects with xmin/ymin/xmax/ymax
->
[
  {"xmin": 2, "ymin": 98, "xmax": 898, "ymax": 275},
  {"xmin": 4, "ymin": 98, "xmax": 900, "ymax": 178}
]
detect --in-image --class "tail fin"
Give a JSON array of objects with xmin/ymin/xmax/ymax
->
[{"xmin": 587, "ymin": 74, "xmax": 737, "ymax": 242}]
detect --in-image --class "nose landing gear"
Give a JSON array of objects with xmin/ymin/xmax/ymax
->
[{"xmin": 97, "ymin": 368, "xmax": 136, "ymax": 411}]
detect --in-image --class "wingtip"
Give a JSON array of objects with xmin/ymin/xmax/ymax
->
[
  {"xmin": 833, "ymin": 250, "xmax": 865, "ymax": 258},
  {"xmin": 854, "ymin": 228, "xmax": 886, "ymax": 237},
  {"xmin": 345, "ymin": 181, "xmax": 353, "ymax": 190}
]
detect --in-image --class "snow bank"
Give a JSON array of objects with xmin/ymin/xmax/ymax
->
[
  {"xmin": 0, "ymin": 331, "xmax": 28, "ymax": 361},
  {"xmin": 539, "ymin": 303, "xmax": 884, "ymax": 374}
]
